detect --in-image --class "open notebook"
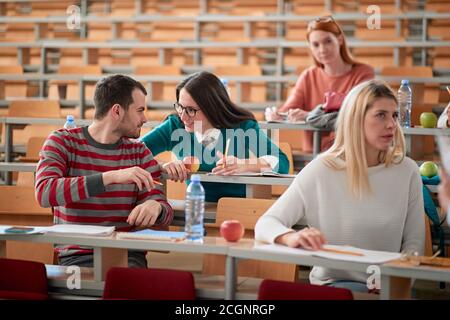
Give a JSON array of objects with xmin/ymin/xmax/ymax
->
[
  {"xmin": 208, "ymin": 171, "xmax": 296, "ymax": 178},
  {"xmin": 267, "ymin": 120, "xmax": 306, "ymax": 125},
  {"xmin": 116, "ymin": 229, "xmax": 186, "ymax": 242}
]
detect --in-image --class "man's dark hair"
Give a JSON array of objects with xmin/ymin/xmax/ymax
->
[{"xmin": 93, "ymin": 74, "xmax": 147, "ymax": 120}]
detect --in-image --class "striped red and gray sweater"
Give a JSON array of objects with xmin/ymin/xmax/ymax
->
[{"xmin": 35, "ymin": 126, "xmax": 173, "ymax": 258}]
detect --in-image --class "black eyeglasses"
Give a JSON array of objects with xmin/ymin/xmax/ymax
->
[{"xmin": 173, "ymin": 102, "xmax": 200, "ymax": 118}]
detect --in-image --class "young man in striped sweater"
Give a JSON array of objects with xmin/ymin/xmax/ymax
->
[{"xmin": 35, "ymin": 74, "xmax": 173, "ymax": 268}]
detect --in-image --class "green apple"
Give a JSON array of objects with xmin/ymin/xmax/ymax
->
[
  {"xmin": 419, "ymin": 161, "xmax": 438, "ymax": 178},
  {"xmin": 419, "ymin": 112, "xmax": 438, "ymax": 128}
]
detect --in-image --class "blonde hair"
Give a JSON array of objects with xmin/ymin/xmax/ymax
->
[
  {"xmin": 322, "ymin": 79, "xmax": 405, "ymax": 198},
  {"xmin": 306, "ymin": 15, "xmax": 358, "ymax": 68}
]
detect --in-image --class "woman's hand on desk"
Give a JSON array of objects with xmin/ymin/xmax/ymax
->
[
  {"xmin": 212, "ymin": 152, "xmax": 271, "ymax": 175},
  {"xmin": 275, "ymin": 227, "xmax": 326, "ymax": 251},
  {"xmin": 265, "ymin": 107, "xmax": 284, "ymax": 121},
  {"xmin": 287, "ymin": 109, "xmax": 309, "ymax": 122},
  {"xmin": 162, "ymin": 160, "xmax": 189, "ymax": 182}
]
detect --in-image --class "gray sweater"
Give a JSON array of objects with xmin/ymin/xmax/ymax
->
[{"xmin": 255, "ymin": 156, "xmax": 425, "ymax": 285}]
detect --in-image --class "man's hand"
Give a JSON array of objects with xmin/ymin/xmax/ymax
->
[
  {"xmin": 127, "ymin": 200, "xmax": 162, "ymax": 228},
  {"xmin": 162, "ymin": 160, "xmax": 189, "ymax": 182},
  {"xmin": 102, "ymin": 166, "xmax": 156, "ymax": 191}
]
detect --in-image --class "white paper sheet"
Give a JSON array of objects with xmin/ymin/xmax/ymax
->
[
  {"xmin": 253, "ymin": 243, "xmax": 315, "ymax": 256},
  {"xmin": 207, "ymin": 171, "xmax": 296, "ymax": 178},
  {"xmin": 42, "ymin": 224, "xmax": 115, "ymax": 236},
  {"xmin": 253, "ymin": 243, "xmax": 402, "ymax": 264}
]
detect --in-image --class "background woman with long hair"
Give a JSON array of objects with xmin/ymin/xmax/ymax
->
[{"xmin": 266, "ymin": 15, "xmax": 375, "ymax": 153}]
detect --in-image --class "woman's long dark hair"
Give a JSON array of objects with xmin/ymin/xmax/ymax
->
[{"xmin": 175, "ymin": 71, "xmax": 255, "ymax": 128}]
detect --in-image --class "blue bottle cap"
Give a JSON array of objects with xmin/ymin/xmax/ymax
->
[
  {"xmin": 66, "ymin": 115, "xmax": 74, "ymax": 121},
  {"xmin": 190, "ymin": 174, "xmax": 201, "ymax": 182},
  {"xmin": 401, "ymin": 79, "xmax": 409, "ymax": 85}
]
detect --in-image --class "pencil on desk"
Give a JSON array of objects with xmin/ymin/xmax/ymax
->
[
  {"xmin": 223, "ymin": 138, "xmax": 231, "ymax": 168},
  {"xmin": 320, "ymin": 248, "xmax": 364, "ymax": 257},
  {"xmin": 153, "ymin": 180, "xmax": 163, "ymax": 186}
]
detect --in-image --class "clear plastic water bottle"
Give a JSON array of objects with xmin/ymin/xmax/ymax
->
[
  {"xmin": 397, "ymin": 80, "xmax": 412, "ymax": 127},
  {"xmin": 63, "ymin": 115, "xmax": 77, "ymax": 129},
  {"xmin": 185, "ymin": 174, "xmax": 205, "ymax": 242}
]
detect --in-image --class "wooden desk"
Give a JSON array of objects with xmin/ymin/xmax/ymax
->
[
  {"xmin": 169, "ymin": 199, "xmax": 217, "ymax": 226},
  {"xmin": 226, "ymin": 240, "xmax": 390, "ymax": 300},
  {"xmin": 196, "ymin": 173, "xmax": 294, "ymax": 198},
  {"xmin": 0, "ymin": 232, "xmax": 231, "ymax": 298},
  {"xmin": 402, "ymin": 127, "xmax": 450, "ymax": 158},
  {"xmin": 1, "ymin": 230, "xmax": 449, "ymax": 299},
  {"xmin": 380, "ymin": 259, "xmax": 450, "ymax": 300}
]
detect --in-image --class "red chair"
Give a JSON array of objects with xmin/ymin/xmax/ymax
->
[
  {"xmin": 0, "ymin": 258, "xmax": 49, "ymax": 300},
  {"xmin": 258, "ymin": 279, "xmax": 353, "ymax": 300},
  {"xmin": 103, "ymin": 267, "xmax": 196, "ymax": 300}
]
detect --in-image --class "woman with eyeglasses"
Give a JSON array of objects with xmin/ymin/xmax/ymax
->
[
  {"xmin": 256, "ymin": 80, "xmax": 424, "ymax": 293},
  {"xmin": 140, "ymin": 71, "xmax": 289, "ymax": 202},
  {"xmin": 266, "ymin": 15, "xmax": 375, "ymax": 153}
]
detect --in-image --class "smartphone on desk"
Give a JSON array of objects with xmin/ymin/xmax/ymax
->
[{"xmin": 4, "ymin": 226, "xmax": 35, "ymax": 234}]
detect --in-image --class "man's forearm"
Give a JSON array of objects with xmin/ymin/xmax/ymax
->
[
  {"xmin": 35, "ymin": 173, "xmax": 105, "ymax": 208},
  {"xmin": 102, "ymin": 171, "xmax": 115, "ymax": 186}
]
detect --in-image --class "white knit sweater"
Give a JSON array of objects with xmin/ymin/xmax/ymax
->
[{"xmin": 255, "ymin": 156, "xmax": 425, "ymax": 285}]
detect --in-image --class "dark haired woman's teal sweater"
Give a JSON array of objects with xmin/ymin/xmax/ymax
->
[{"xmin": 141, "ymin": 115, "xmax": 289, "ymax": 202}]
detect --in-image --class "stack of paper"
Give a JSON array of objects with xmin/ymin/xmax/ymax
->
[{"xmin": 42, "ymin": 224, "xmax": 115, "ymax": 237}]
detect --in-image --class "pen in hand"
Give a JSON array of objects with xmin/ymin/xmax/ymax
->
[{"xmin": 223, "ymin": 138, "xmax": 230, "ymax": 169}]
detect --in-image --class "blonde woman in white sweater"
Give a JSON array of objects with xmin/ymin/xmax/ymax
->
[{"xmin": 255, "ymin": 79, "xmax": 425, "ymax": 292}]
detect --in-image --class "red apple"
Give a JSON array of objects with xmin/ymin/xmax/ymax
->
[
  {"xmin": 220, "ymin": 220, "xmax": 245, "ymax": 242},
  {"xmin": 183, "ymin": 156, "xmax": 200, "ymax": 172}
]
